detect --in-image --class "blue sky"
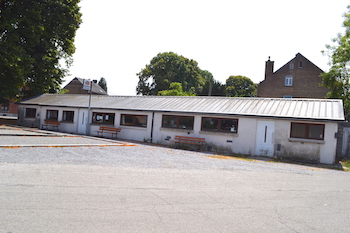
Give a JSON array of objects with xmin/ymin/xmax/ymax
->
[{"xmin": 63, "ymin": 0, "xmax": 349, "ymax": 95}]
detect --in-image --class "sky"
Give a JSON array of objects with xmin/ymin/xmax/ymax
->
[{"xmin": 63, "ymin": 0, "xmax": 350, "ymax": 96}]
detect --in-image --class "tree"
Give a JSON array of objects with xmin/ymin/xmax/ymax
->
[
  {"xmin": 211, "ymin": 80, "xmax": 227, "ymax": 96},
  {"xmin": 226, "ymin": 75, "xmax": 257, "ymax": 97},
  {"xmin": 136, "ymin": 52, "xmax": 205, "ymax": 95},
  {"xmin": 199, "ymin": 70, "xmax": 214, "ymax": 96},
  {"xmin": 98, "ymin": 77, "xmax": 108, "ymax": 93},
  {"xmin": 321, "ymin": 5, "xmax": 350, "ymax": 120},
  {"xmin": 198, "ymin": 70, "xmax": 226, "ymax": 96},
  {"xmin": 0, "ymin": 0, "xmax": 82, "ymax": 103},
  {"xmin": 158, "ymin": 82, "xmax": 194, "ymax": 96}
]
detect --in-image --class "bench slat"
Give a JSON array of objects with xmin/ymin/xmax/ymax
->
[
  {"xmin": 172, "ymin": 135, "xmax": 205, "ymax": 149},
  {"xmin": 41, "ymin": 120, "xmax": 60, "ymax": 130}
]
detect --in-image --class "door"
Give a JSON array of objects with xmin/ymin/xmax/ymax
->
[
  {"xmin": 255, "ymin": 121, "xmax": 275, "ymax": 157},
  {"xmin": 77, "ymin": 109, "xmax": 88, "ymax": 135}
]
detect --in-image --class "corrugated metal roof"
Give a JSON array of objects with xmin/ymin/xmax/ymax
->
[{"xmin": 18, "ymin": 94, "xmax": 345, "ymax": 121}]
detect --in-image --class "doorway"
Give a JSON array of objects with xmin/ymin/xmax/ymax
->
[
  {"xmin": 255, "ymin": 121, "xmax": 275, "ymax": 157},
  {"xmin": 77, "ymin": 109, "xmax": 88, "ymax": 135}
]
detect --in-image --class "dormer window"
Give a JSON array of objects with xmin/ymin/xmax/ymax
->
[
  {"xmin": 285, "ymin": 75, "xmax": 293, "ymax": 86},
  {"xmin": 289, "ymin": 63, "xmax": 294, "ymax": 69}
]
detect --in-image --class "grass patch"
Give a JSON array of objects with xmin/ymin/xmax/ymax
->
[{"xmin": 340, "ymin": 160, "xmax": 350, "ymax": 170}]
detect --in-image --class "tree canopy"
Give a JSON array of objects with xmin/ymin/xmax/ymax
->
[
  {"xmin": 198, "ymin": 70, "xmax": 226, "ymax": 96},
  {"xmin": 225, "ymin": 75, "xmax": 257, "ymax": 97},
  {"xmin": 136, "ymin": 52, "xmax": 205, "ymax": 95},
  {"xmin": 98, "ymin": 77, "xmax": 108, "ymax": 93},
  {"xmin": 0, "ymin": 0, "xmax": 82, "ymax": 103},
  {"xmin": 158, "ymin": 82, "xmax": 194, "ymax": 96},
  {"xmin": 321, "ymin": 5, "xmax": 350, "ymax": 120}
]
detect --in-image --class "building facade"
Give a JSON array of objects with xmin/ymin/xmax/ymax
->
[
  {"xmin": 17, "ymin": 94, "xmax": 344, "ymax": 164},
  {"xmin": 257, "ymin": 53, "xmax": 329, "ymax": 98}
]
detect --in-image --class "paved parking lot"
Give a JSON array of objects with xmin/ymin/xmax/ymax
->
[{"xmin": 0, "ymin": 125, "xmax": 350, "ymax": 233}]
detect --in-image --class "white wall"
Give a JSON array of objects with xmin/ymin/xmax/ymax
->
[
  {"xmin": 39, "ymin": 107, "xmax": 79, "ymax": 134},
  {"xmin": 274, "ymin": 120, "xmax": 338, "ymax": 164},
  {"xmin": 320, "ymin": 123, "xmax": 338, "ymax": 164},
  {"xmin": 152, "ymin": 113, "xmax": 257, "ymax": 155},
  {"xmin": 17, "ymin": 105, "xmax": 41, "ymax": 128}
]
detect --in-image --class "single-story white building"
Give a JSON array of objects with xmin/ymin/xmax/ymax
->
[{"xmin": 17, "ymin": 94, "xmax": 345, "ymax": 164}]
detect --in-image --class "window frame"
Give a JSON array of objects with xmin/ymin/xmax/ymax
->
[
  {"xmin": 92, "ymin": 112, "xmax": 115, "ymax": 125},
  {"xmin": 290, "ymin": 122, "xmax": 325, "ymax": 140},
  {"xmin": 162, "ymin": 115, "xmax": 194, "ymax": 130},
  {"xmin": 289, "ymin": 62, "xmax": 294, "ymax": 69},
  {"xmin": 62, "ymin": 110, "xmax": 75, "ymax": 123},
  {"xmin": 46, "ymin": 109, "xmax": 59, "ymax": 121},
  {"xmin": 1, "ymin": 104, "xmax": 9, "ymax": 111},
  {"xmin": 201, "ymin": 117, "xmax": 238, "ymax": 133},
  {"xmin": 285, "ymin": 75, "xmax": 293, "ymax": 86},
  {"xmin": 25, "ymin": 108, "xmax": 36, "ymax": 118},
  {"xmin": 120, "ymin": 114, "xmax": 148, "ymax": 128}
]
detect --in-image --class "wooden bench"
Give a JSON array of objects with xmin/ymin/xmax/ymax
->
[
  {"xmin": 96, "ymin": 126, "xmax": 121, "ymax": 139},
  {"xmin": 172, "ymin": 135, "xmax": 205, "ymax": 151},
  {"xmin": 41, "ymin": 120, "xmax": 60, "ymax": 131}
]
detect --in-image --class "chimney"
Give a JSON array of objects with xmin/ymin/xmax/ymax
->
[{"xmin": 265, "ymin": 56, "xmax": 274, "ymax": 79}]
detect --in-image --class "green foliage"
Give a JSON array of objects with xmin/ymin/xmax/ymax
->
[
  {"xmin": 198, "ymin": 70, "xmax": 226, "ymax": 96},
  {"xmin": 136, "ymin": 52, "xmax": 205, "ymax": 95},
  {"xmin": 321, "ymin": 5, "xmax": 350, "ymax": 120},
  {"xmin": 98, "ymin": 77, "xmax": 108, "ymax": 93},
  {"xmin": 226, "ymin": 75, "xmax": 257, "ymax": 97},
  {"xmin": 158, "ymin": 82, "xmax": 195, "ymax": 96},
  {"xmin": 0, "ymin": 0, "xmax": 82, "ymax": 102},
  {"xmin": 343, "ymin": 160, "xmax": 350, "ymax": 170}
]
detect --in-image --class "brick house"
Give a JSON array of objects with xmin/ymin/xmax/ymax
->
[
  {"xmin": 257, "ymin": 53, "xmax": 329, "ymax": 98},
  {"xmin": 64, "ymin": 77, "xmax": 108, "ymax": 95},
  {"xmin": 0, "ymin": 99, "xmax": 18, "ymax": 117}
]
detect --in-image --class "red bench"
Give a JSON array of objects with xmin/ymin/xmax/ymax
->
[
  {"xmin": 172, "ymin": 135, "xmax": 205, "ymax": 151},
  {"xmin": 96, "ymin": 126, "xmax": 121, "ymax": 139},
  {"xmin": 41, "ymin": 120, "xmax": 60, "ymax": 131}
]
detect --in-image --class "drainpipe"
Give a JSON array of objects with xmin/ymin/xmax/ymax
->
[{"xmin": 150, "ymin": 112, "xmax": 155, "ymax": 143}]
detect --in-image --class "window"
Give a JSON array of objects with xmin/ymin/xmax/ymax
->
[
  {"xmin": 289, "ymin": 63, "xmax": 294, "ymax": 69},
  {"xmin": 290, "ymin": 122, "xmax": 325, "ymax": 140},
  {"xmin": 162, "ymin": 115, "xmax": 194, "ymax": 130},
  {"xmin": 92, "ymin": 112, "xmax": 115, "ymax": 125},
  {"xmin": 1, "ymin": 104, "xmax": 9, "ymax": 111},
  {"xmin": 202, "ymin": 117, "xmax": 238, "ymax": 133},
  {"xmin": 121, "ymin": 114, "xmax": 147, "ymax": 127},
  {"xmin": 62, "ymin": 111, "xmax": 74, "ymax": 122},
  {"xmin": 46, "ymin": 110, "xmax": 58, "ymax": 120},
  {"xmin": 298, "ymin": 61, "xmax": 303, "ymax": 68},
  {"xmin": 285, "ymin": 75, "xmax": 293, "ymax": 86},
  {"xmin": 25, "ymin": 108, "xmax": 36, "ymax": 118}
]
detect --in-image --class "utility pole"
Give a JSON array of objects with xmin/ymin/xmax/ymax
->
[{"xmin": 85, "ymin": 79, "xmax": 97, "ymax": 135}]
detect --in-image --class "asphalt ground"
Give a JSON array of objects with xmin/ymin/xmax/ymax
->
[
  {"xmin": 0, "ymin": 125, "xmax": 350, "ymax": 233},
  {"xmin": 0, "ymin": 125, "xmax": 129, "ymax": 147}
]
